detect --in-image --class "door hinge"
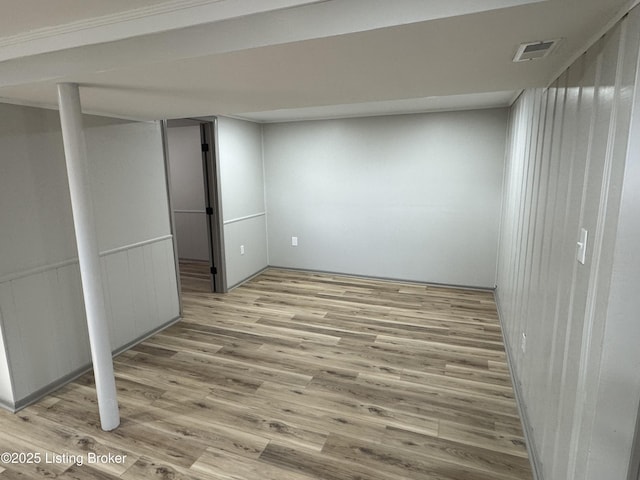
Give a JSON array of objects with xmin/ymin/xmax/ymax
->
[
  {"xmin": 201, "ymin": 143, "xmax": 209, "ymax": 152},
  {"xmin": 210, "ymin": 266, "xmax": 217, "ymax": 275},
  {"xmin": 205, "ymin": 207, "xmax": 214, "ymax": 215}
]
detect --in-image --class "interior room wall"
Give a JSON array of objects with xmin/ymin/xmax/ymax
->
[
  {"xmin": 216, "ymin": 116, "xmax": 268, "ymax": 288},
  {"xmin": 0, "ymin": 103, "xmax": 179, "ymax": 410},
  {"xmin": 166, "ymin": 125, "xmax": 210, "ymax": 261},
  {"xmin": 495, "ymin": 7, "xmax": 640, "ymax": 480},
  {"xmin": 263, "ymin": 109, "xmax": 508, "ymax": 287},
  {"xmin": 85, "ymin": 114, "xmax": 179, "ymax": 353},
  {"xmin": 585, "ymin": 12, "xmax": 640, "ymax": 478}
]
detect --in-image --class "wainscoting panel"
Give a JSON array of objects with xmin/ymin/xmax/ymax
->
[{"xmin": 0, "ymin": 236, "xmax": 179, "ymax": 408}]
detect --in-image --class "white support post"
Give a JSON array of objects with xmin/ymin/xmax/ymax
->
[{"xmin": 57, "ymin": 83, "xmax": 120, "ymax": 431}]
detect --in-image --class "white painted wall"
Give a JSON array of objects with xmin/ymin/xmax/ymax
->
[
  {"xmin": 216, "ymin": 117, "xmax": 268, "ymax": 288},
  {"xmin": 0, "ymin": 316, "xmax": 12, "ymax": 407},
  {"xmin": 0, "ymin": 105, "xmax": 77, "ymax": 275},
  {"xmin": 167, "ymin": 125, "xmax": 209, "ymax": 261},
  {"xmin": 85, "ymin": 116, "xmax": 172, "ymax": 249},
  {"xmin": 263, "ymin": 110, "xmax": 508, "ymax": 287},
  {"xmin": 496, "ymin": 8, "xmax": 640, "ymax": 480},
  {"xmin": 0, "ymin": 103, "xmax": 179, "ymax": 408}
]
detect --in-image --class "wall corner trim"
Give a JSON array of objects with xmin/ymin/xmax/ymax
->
[{"xmin": 0, "ymin": 398, "xmax": 16, "ymax": 413}]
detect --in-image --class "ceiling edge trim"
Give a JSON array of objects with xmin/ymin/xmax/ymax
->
[
  {"xmin": 0, "ymin": 96, "xmax": 148, "ymax": 121},
  {"xmin": 237, "ymin": 105, "xmax": 513, "ymax": 125},
  {"xmin": 546, "ymin": 0, "xmax": 640, "ymax": 88},
  {"xmin": 0, "ymin": 0, "xmax": 218, "ymax": 47},
  {"xmin": 0, "ymin": 0, "xmax": 323, "ymax": 62}
]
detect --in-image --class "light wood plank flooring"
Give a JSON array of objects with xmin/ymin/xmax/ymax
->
[{"xmin": 0, "ymin": 263, "xmax": 532, "ymax": 479}]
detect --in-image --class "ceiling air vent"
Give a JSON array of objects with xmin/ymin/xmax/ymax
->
[{"xmin": 513, "ymin": 39, "xmax": 560, "ymax": 62}]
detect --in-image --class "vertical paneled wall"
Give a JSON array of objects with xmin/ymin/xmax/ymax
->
[
  {"xmin": 0, "ymin": 103, "xmax": 179, "ymax": 409},
  {"xmin": 496, "ymin": 9, "xmax": 640, "ymax": 480},
  {"xmin": 216, "ymin": 117, "xmax": 268, "ymax": 288}
]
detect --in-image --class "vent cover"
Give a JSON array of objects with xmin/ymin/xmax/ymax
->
[{"xmin": 513, "ymin": 39, "xmax": 560, "ymax": 62}]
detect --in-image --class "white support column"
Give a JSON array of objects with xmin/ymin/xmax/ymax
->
[{"xmin": 57, "ymin": 83, "xmax": 120, "ymax": 431}]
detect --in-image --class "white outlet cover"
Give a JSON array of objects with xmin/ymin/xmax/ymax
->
[
  {"xmin": 291, "ymin": 236, "xmax": 298, "ymax": 247},
  {"xmin": 240, "ymin": 245, "xmax": 245, "ymax": 255}
]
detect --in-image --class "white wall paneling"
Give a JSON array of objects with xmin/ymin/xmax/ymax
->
[
  {"xmin": 496, "ymin": 7, "xmax": 640, "ymax": 480},
  {"xmin": 0, "ymin": 102, "xmax": 78, "ymax": 409},
  {"xmin": 263, "ymin": 109, "xmax": 508, "ymax": 287},
  {"xmin": 83, "ymin": 116, "xmax": 179, "ymax": 345},
  {"xmin": 0, "ymin": 102, "xmax": 179, "ymax": 410},
  {"xmin": 85, "ymin": 117, "xmax": 172, "ymax": 251},
  {"xmin": 587, "ymin": 10, "xmax": 640, "ymax": 479},
  {"xmin": 216, "ymin": 117, "xmax": 268, "ymax": 288},
  {"xmin": 223, "ymin": 214, "xmax": 269, "ymax": 288},
  {"xmin": 102, "ymin": 237, "xmax": 179, "ymax": 353},
  {"xmin": 0, "ymin": 266, "xmax": 89, "ymax": 406},
  {"xmin": 0, "ymin": 235, "xmax": 178, "ymax": 407}
]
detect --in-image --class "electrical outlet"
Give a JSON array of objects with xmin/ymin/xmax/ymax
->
[
  {"xmin": 521, "ymin": 332, "xmax": 526, "ymax": 353},
  {"xmin": 240, "ymin": 245, "xmax": 245, "ymax": 255},
  {"xmin": 291, "ymin": 236, "xmax": 298, "ymax": 247}
]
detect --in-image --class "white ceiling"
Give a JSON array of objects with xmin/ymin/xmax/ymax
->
[{"xmin": 0, "ymin": 0, "xmax": 634, "ymax": 122}]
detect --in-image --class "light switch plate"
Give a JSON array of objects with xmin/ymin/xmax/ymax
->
[
  {"xmin": 291, "ymin": 236, "xmax": 298, "ymax": 247},
  {"xmin": 577, "ymin": 228, "xmax": 588, "ymax": 265}
]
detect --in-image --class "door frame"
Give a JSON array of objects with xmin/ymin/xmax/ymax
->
[
  {"xmin": 163, "ymin": 118, "xmax": 227, "ymax": 294},
  {"xmin": 201, "ymin": 118, "xmax": 227, "ymax": 293}
]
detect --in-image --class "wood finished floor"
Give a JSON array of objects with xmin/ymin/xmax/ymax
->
[{"xmin": 0, "ymin": 261, "xmax": 533, "ymax": 479}]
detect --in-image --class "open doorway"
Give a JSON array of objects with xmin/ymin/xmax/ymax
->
[{"xmin": 163, "ymin": 118, "xmax": 226, "ymax": 294}]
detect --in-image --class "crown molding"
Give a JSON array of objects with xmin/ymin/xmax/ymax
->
[
  {"xmin": 0, "ymin": 0, "xmax": 325, "ymax": 62},
  {"xmin": 0, "ymin": 0, "xmax": 217, "ymax": 48}
]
